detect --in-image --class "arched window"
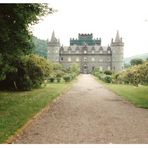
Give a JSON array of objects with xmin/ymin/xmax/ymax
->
[
  {"xmin": 107, "ymin": 46, "xmax": 111, "ymax": 54},
  {"xmin": 92, "ymin": 47, "xmax": 95, "ymax": 54},
  {"xmin": 68, "ymin": 57, "xmax": 71, "ymax": 62},
  {"xmin": 76, "ymin": 47, "xmax": 79, "ymax": 54},
  {"xmin": 99, "ymin": 47, "xmax": 103, "ymax": 54},
  {"xmin": 76, "ymin": 57, "xmax": 79, "ymax": 62},
  {"xmin": 68, "ymin": 47, "xmax": 71, "ymax": 53},
  {"xmin": 92, "ymin": 57, "xmax": 95, "ymax": 61}
]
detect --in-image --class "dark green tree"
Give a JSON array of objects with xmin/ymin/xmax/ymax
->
[
  {"xmin": 0, "ymin": 4, "xmax": 53, "ymax": 89},
  {"xmin": 130, "ymin": 58, "xmax": 144, "ymax": 66}
]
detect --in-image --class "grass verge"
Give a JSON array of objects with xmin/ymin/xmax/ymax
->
[
  {"xmin": 93, "ymin": 76, "xmax": 148, "ymax": 109},
  {"xmin": 0, "ymin": 82, "xmax": 73, "ymax": 143}
]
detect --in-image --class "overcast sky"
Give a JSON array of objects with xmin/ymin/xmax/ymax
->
[{"xmin": 31, "ymin": 0, "xmax": 148, "ymax": 57}]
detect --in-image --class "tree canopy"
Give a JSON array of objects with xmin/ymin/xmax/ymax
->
[
  {"xmin": 0, "ymin": 4, "xmax": 53, "ymax": 90},
  {"xmin": 130, "ymin": 58, "xmax": 144, "ymax": 66}
]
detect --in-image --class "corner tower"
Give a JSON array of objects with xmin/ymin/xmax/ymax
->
[
  {"xmin": 111, "ymin": 31, "xmax": 124, "ymax": 72},
  {"xmin": 47, "ymin": 31, "xmax": 60, "ymax": 62}
]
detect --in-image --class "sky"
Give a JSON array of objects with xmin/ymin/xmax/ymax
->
[{"xmin": 31, "ymin": 0, "xmax": 148, "ymax": 57}]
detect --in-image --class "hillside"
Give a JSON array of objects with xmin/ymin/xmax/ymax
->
[
  {"xmin": 33, "ymin": 36, "xmax": 48, "ymax": 58},
  {"xmin": 124, "ymin": 53, "xmax": 148, "ymax": 64}
]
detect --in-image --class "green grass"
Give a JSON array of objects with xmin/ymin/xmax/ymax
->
[
  {"xmin": 94, "ymin": 77, "xmax": 148, "ymax": 109},
  {"xmin": 0, "ymin": 83, "xmax": 71, "ymax": 143}
]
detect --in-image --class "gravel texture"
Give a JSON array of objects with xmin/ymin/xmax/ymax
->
[{"xmin": 14, "ymin": 74, "xmax": 148, "ymax": 144}]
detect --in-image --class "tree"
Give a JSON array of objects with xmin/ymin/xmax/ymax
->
[
  {"xmin": 130, "ymin": 58, "xmax": 144, "ymax": 66},
  {"xmin": 0, "ymin": 4, "xmax": 54, "ymax": 90}
]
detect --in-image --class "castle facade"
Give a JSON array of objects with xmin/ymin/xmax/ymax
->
[{"xmin": 47, "ymin": 31, "xmax": 124, "ymax": 73}]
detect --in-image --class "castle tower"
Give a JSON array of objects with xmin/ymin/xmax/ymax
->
[
  {"xmin": 47, "ymin": 31, "xmax": 60, "ymax": 62},
  {"xmin": 111, "ymin": 31, "xmax": 124, "ymax": 72}
]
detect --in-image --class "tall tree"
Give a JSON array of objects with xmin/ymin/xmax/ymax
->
[{"xmin": 0, "ymin": 4, "xmax": 53, "ymax": 81}]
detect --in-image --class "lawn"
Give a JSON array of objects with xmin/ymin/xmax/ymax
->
[
  {"xmin": 96, "ymin": 78, "xmax": 148, "ymax": 109},
  {"xmin": 0, "ymin": 83, "xmax": 71, "ymax": 143}
]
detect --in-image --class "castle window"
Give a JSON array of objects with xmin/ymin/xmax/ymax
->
[
  {"xmin": 76, "ymin": 50, "xmax": 79, "ymax": 54},
  {"xmin": 92, "ymin": 47, "xmax": 95, "ymax": 54},
  {"xmin": 99, "ymin": 50, "xmax": 103, "ymax": 54},
  {"xmin": 60, "ymin": 57, "xmax": 63, "ymax": 61},
  {"xmin": 68, "ymin": 57, "xmax": 71, "ymax": 62},
  {"xmin": 76, "ymin": 57, "xmax": 79, "ymax": 62},
  {"xmin": 99, "ymin": 47, "xmax": 103, "ymax": 54},
  {"xmin": 68, "ymin": 47, "xmax": 71, "ymax": 53},
  {"xmin": 84, "ymin": 50, "xmax": 87, "ymax": 54},
  {"xmin": 76, "ymin": 47, "xmax": 79, "ymax": 53},
  {"xmin": 92, "ymin": 57, "xmax": 95, "ymax": 62},
  {"xmin": 108, "ymin": 66, "xmax": 111, "ymax": 70}
]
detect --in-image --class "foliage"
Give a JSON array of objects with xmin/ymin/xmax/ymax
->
[
  {"xmin": 92, "ymin": 68, "xmax": 112, "ymax": 83},
  {"xmin": 104, "ymin": 75, "xmax": 112, "ymax": 83},
  {"xmin": 113, "ymin": 61, "xmax": 148, "ymax": 86},
  {"xmin": 63, "ymin": 74, "xmax": 71, "ymax": 82},
  {"xmin": 69, "ymin": 63, "xmax": 80, "ymax": 75},
  {"xmin": 104, "ymin": 70, "xmax": 112, "ymax": 75},
  {"xmin": 0, "ymin": 4, "xmax": 53, "ymax": 90},
  {"xmin": 124, "ymin": 53, "xmax": 148, "ymax": 65},
  {"xmin": 124, "ymin": 63, "xmax": 131, "ymax": 69},
  {"xmin": 0, "ymin": 54, "xmax": 53, "ymax": 90},
  {"xmin": 130, "ymin": 58, "xmax": 144, "ymax": 66},
  {"xmin": 33, "ymin": 36, "xmax": 48, "ymax": 58}
]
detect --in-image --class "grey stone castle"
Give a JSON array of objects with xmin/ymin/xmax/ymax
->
[{"xmin": 47, "ymin": 31, "xmax": 124, "ymax": 73}]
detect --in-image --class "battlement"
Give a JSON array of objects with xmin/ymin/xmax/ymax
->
[{"xmin": 70, "ymin": 33, "xmax": 101, "ymax": 46}]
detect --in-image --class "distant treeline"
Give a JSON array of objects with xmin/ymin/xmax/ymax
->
[{"xmin": 33, "ymin": 36, "xmax": 48, "ymax": 58}]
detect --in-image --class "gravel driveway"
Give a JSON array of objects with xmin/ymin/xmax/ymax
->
[{"xmin": 14, "ymin": 74, "xmax": 148, "ymax": 144}]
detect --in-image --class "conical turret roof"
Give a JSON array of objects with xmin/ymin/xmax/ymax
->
[
  {"xmin": 51, "ymin": 30, "xmax": 56, "ymax": 42},
  {"xmin": 115, "ymin": 30, "xmax": 120, "ymax": 42}
]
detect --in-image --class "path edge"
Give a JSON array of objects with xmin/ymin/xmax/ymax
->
[{"xmin": 5, "ymin": 75, "xmax": 80, "ymax": 144}]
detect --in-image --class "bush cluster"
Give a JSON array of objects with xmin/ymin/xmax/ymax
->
[
  {"xmin": 48, "ymin": 63, "xmax": 80, "ymax": 83},
  {"xmin": 92, "ymin": 68, "xmax": 112, "ymax": 83},
  {"xmin": 113, "ymin": 61, "xmax": 148, "ymax": 86},
  {"xmin": 0, "ymin": 54, "xmax": 53, "ymax": 90}
]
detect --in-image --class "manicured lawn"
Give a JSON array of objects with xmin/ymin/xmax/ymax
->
[
  {"xmin": 0, "ymin": 83, "xmax": 71, "ymax": 143},
  {"xmin": 95, "ymin": 77, "xmax": 148, "ymax": 109}
]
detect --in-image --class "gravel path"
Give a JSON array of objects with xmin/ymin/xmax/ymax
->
[{"xmin": 14, "ymin": 74, "xmax": 148, "ymax": 144}]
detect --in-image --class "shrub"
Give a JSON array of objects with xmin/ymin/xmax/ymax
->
[
  {"xmin": 104, "ymin": 70, "xmax": 112, "ymax": 75},
  {"xmin": 104, "ymin": 75, "xmax": 112, "ymax": 83},
  {"xmin": 63, "ymin": 75, "xmax": 71, "ymax": 82},
  {"xmin": 49, "ymin": 76, "xmax": 55, "ymax": 83},
  {"xmin": 69, "ymin": 63, "xmax": 80, "ymax": 75},
  {"xmin": 112, "ymin": 61, "xmax": 148, "ymax": 86},
  {"xmin": 0, "ymin": 54, "xmax": 53, "ymax": 90}
]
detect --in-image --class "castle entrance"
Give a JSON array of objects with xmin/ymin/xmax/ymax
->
[{"xmin": 83, "ymin": 64, "xmax": 88, "ymax": 74}]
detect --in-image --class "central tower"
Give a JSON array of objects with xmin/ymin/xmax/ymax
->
[{"xmin": 70, "ymin": 33, "xmax": 101, "ymax": 46}]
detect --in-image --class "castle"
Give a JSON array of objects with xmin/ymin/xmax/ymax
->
[{"xmin": 47, "ymin": 31, "xmax": 124, "ymax": 73}]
